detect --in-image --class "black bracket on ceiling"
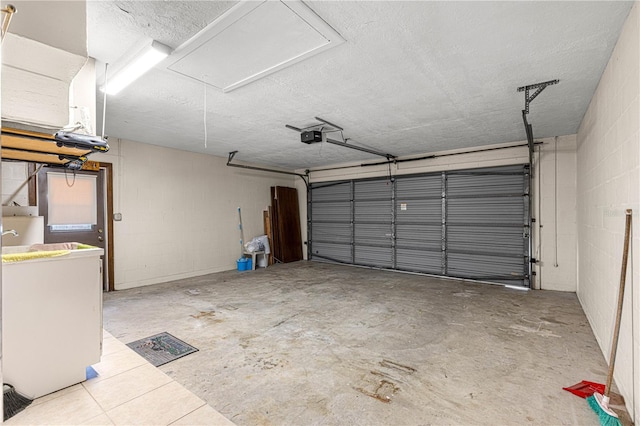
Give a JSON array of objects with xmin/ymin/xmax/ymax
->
[
  {"xmin": 226, "ymin": 151, "xmax": 309, "ymax": 189},
  {"xmin": 517, "ymin": 79, "xmax": 559, "ymax": 114},
  {"xmin": 285, "ymin": 116, "xmax": 397, "ymax": 161},
  {"xmin": 285, "ymin": 116, "xmax": 344, "ymax": 133},
  {"xmin": 516, "ymin": 78, "xmax": 559, "ymax": 148}
]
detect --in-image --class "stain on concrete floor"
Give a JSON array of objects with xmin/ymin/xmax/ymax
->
[{"xmin": 104, "ymin": 261, "xmax": 620, "ymax": 425}]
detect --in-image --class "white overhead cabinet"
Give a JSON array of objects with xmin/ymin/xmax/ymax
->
[{"xmin": 1, "ymin": 33, "xmax": 86, "ymax": 130}]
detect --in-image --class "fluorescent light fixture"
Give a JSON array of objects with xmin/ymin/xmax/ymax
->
[{"xmin": 103, "ymin": 40, "xmax": 171, "ymax": 95}]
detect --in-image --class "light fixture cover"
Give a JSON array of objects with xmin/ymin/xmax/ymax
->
[{"xmin": 103, "ymin": 40, "xmax": 171, "ymax": 95}]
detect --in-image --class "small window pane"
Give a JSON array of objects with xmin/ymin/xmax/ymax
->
[
  {"xmin": 47, "ymin": 172, "xmax": 97, "ymax": 226},
  {"xmin": 50, "ymin": 224, "xmax": 93, "ymax": 231}
]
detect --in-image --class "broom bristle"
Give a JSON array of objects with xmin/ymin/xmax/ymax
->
[
  {"xmin": 586, "ymin": 395, "xmax": 622, "ymax": 426},
  {"xmin": 3, "ymin": 384, "xmax": 32, "ymax": 421}
]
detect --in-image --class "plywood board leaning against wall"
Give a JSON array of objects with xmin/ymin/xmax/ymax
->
[{"xmin": 270, "ymin": 186, "xmax": 302, "ymax": 263}]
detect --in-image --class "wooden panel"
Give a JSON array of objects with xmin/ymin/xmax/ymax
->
[
  {"xmin": 268, "ymin": 206, "xmax": 276, "ymax": 265},
  {"xmin": 273, "ymin": 186, "xmax": 303, "ymax": 263},
  {"xmin": 2, "ymin": 132, "xmax": 89, "ymax": 156},
  {"xmin": 28, "ymin": 163, "xmax": 37, "ymax": 206},
  {"xmin": 2, "ymin": 148, "xmax": 67, "ymax": 164},
  {"xmin": 263, "ymin": 209, "xmax": 273, "ymax": 266},
  {"xmin": 270, "ymin": 187, "xmax": 281, "ymax": 262},
  {"xmin": 1, "ymin": 128, "xmax": 98, "ymax": 167},
  {"xmin": 82, "ymin": 160, "xmax": 100, "ymax": 171},
  {"xmin": 102, "ymin": 162, "xmax": 116, "ymax": 292}
]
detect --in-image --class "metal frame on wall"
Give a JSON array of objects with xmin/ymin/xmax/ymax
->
[{"xmin": 308, "ymin": 164, "xmax": 531, "ymax": 287}]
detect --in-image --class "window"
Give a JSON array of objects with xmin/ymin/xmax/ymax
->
[{"xmin": 47, "ymin": 172, "xmax": 97, "ymax": 230}]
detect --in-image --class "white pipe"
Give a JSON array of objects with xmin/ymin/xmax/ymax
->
[
  {"xmin": 102, "ymin": 63, "xmax": 108, "ymax": 139},
  {"xmin": 554, "ymin": 136, "xmax": 559, "ymax": 268}
]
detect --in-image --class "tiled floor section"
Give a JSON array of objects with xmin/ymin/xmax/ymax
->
[{"xmin": 5, "ymin": 331, "xmax": 235, "ymax": 426}]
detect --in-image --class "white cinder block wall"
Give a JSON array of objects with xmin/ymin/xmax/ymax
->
[
  {"xmin": 576, "ymin": 2, "xmax": 639, "ymax": 421},
  {"xmin": 297, "ymin": 136, "xmax": 579, "ymax": 293},
  {"xmin": 1, "ymin": 162, "xmax": 30, "ymax": 206},
  {"xmin": 537, "ymin": 135, "xmax": 578, "ymax": 292},
  {"xmin": 95, "ymin": 141, "xmax": 295, "ymax": 290}
]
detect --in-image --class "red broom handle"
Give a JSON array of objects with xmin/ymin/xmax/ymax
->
[{"xmin": 605, "ymin": 209, "xmax": 632, "ymax": 397}]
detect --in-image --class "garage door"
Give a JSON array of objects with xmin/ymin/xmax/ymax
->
[{"xmin": 308, "ymin": 164, "xmax": 530, "ymax": 287}]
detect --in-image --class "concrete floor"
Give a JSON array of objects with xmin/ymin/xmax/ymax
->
[{"xmin": 104, "ymin": 261, "xmax": 626, "ymax": 425}]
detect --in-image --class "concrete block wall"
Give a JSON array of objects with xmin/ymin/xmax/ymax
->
[
  {"xmin": 576, "ymin": 2, "xmax": 639, "ymax": 421},
  {"xmin": 94, "ymin": 140, "xmax": 295, "ymax": 290},
  {"xmin": 1, "ymin": 162, "xmax": 30, "ymax": 207},
  {"xmin": 536, "ymin": 135, "xmax": 577, "ymax": 292}
]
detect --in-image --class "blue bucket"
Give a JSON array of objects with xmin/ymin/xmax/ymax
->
[
  {"xmin": 246, "ymin": 258, "xmax": 252, "ymax": 270},
  {"xmin": 237, "ymin": 258, "xmax": 248, "ymax": 271}
]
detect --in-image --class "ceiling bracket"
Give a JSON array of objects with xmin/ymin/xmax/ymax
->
[
  {"xmin": 285, "ymin": 117, "xmax": 396, "ymax": 160},
  {"xmin": 314, "ymin": 116, "xmax": 343, "ymax": 131},
  {"xmin": 517, "ymin": 79, "xmax": 559, "ymax": 114},
  {"xmin": 285, "ymin": 116, "xmax": 342, "ymax": 133},
  {"xmin": 517, "ymin": 79, "xmax": 558, "ymax": 291}
]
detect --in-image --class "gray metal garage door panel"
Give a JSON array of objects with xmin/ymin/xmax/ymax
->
[
  {"xmin": 447, "ymin": 174, "xmax": 524, "ymax": 197},
  {"xmin": 447, "ymin": 198, "xmax": 524, "ymax": 225},
  {"xmin": 396, "ymin": 248, "xmax": 441, "ymax": 273},
  {"xmin": 395, "ymin": 198, "xmax": 441, "ymax": 222},
  {"xmin": 447, "ymin": 252, "xmax": 525, "ymax": 281},
  {"xmin": 311, "ymin": 242, "xmax": 352, "ymax": 263},
  {"xmin": 309, "ymin": 164, "xmax": 529, "ymax": 287},
  {"xmin": 354, "ymin": 200, "xmax": 392, "ymax": 222},
  {"xmin": 311, "ymin": 182, "xmax": 351, "ymax": 202},
  {"xmin": 309, "ymin": 181, "xmax": 352, "ymax": 263},
  {"xmin": 354, "ymin": 179, "xmax": 392, "ymax": 200},
  {"xmin": 447, "ymin": 226, "xmax": 524, "ymax": 255},
  {"xmin": 311, "ymin": 202, "xmax": 351, "ymax": 222},
  {"xmin": 396, "ymin": 175, "xmax": 441, "ymax": 199},
  {"xmin": 311, "ymin": 222, "xmax": 351, "ymax": 244},
  {"xmin": 355, "ymin": 246, "xmax": 393, "ymax": 267},
  {"xmin": 396, "ymin": 224, "xmax": 441, "ymax": 250},
  {"xmin": 355, "ymin": 223, "xmax": 392, "ymax": 246}
]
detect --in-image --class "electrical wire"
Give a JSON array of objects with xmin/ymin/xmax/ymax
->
[
  {"xmin": 102, "ymin": 63, "xmax": 108, "ymax": 139},
  {"xmin": 118, "ymin": 138, "xmax": 123, "ymax": 214},
  {"xmin": 64, "ymin": 168, "xmax": 77, "ymax": 187},
  {"xmin": 554, "ymin": 136, "xmax": 559, "ymax": 267},
  {"xmin": 203, "ymin": 80, "xmax": 208, "ymax": 149}
]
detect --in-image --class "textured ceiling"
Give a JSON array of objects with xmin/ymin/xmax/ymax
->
[{"xmin": 88, "ymin": 1, "xmax": 633, "ymax": 170}]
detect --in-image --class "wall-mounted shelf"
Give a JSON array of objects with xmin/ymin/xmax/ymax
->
[{"xmin": 1, "ymin": 127, "xmax": 108, "ymax": 169}]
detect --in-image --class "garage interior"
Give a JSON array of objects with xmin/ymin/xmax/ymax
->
[{"xmin": 0, "ymin": 1, "xmax": 638, "ymax": 425}]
